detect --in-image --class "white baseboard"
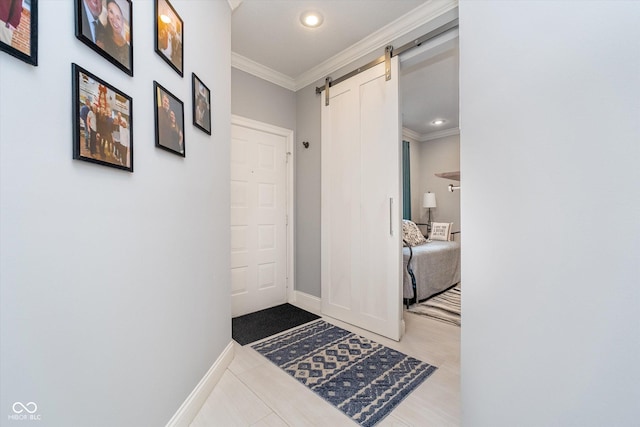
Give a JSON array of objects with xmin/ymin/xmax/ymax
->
[
  {"xmin": 165, "ymin": 341, "xmax": 234, "ymax": 427},
  {"xmin": 289, "ymin": 290, "xmax": 321, "ymax": 315}
]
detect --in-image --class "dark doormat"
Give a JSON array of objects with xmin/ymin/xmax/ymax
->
[{"xmin": 232, "ymin": 303, "xmax": 321, "ymax": 346}]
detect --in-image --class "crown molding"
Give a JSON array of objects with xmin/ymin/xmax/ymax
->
[
  {"xmin": 293, "ymin": 0, "xmax": 458, "ymax": 91},
  {"xmin": 227, "ymin": 0, "xmax": 243, "ymax": 12},
  {"xmin": 421, "ymin": 127, "xmax": 460, "ymax": 142},
  {"xmin": 230, "ymin": 0, "xmax": 458, "ymax": 92},
  {"xmin": 402, "ymin": 127, "xmax": 422, "ymax": 142},
  {"xmin": 403, "ymin": 126, "xmax": 460, "ymax": 142},
  {"xmin": 231, "ymin": 53, "xmax": 296, "ymax": 92}
]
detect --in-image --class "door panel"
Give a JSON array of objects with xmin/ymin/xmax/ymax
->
[
  {"xmin": 321, "ymin": 58, "xmax": 403, "ymax": 340},
  {"xmin": 231, "ymin": 124, "xmax": 287, "ymax": 317}
]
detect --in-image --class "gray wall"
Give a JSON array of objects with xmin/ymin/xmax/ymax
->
[
  {"xmin": 0, "ymin": 1, "xmax": 232, "ymax": 426},
  {"xmin": 294, "ymin": 9, "xmax": 460, "ymax": 298},
  {"xmin": 294, "ymin": 85, "xmax": 322, "ymax": 296},
  {"xmin": 404, "ymin": 133, "xmax": 422, "ymax": 222},
  {"xmin": 459, "ymin": 1, "xmax": 640, "ymax": 425},
  {"xmin": 231, "ymin": 68, "xmax": 296, "ymax": 131},
  {"xmin": 412, "ymin": 134, "xmax": 461, "ymax": 232}
]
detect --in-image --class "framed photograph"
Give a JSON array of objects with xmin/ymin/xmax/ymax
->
[
  {"xmin": 75, "ymin": 0, "xmax": 133, "ymax": 76},
  {"xmin": 154, "ymin": 81, "xmax": 185, "ymax": 157},
  {"xmin": 192, "ymin": 73, "xmax": 211, "ymax": 135},
  {"xmin": 154, "ymin": 0, "xmax": 183, "ymax": 76},
  {"xmin": 0, "ymin": 0, "xmax": 38, "ymax": 66},
  {"xmin": 72, "ymin": 63, "xmax": 133, "ymax": 172}
]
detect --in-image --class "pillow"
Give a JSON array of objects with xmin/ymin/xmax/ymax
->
[
  {"xmin": 430, "ymin": 222, "xmax": 453, "ymax": 241},
  {"xmin": 402, "ymin": 220, "xmax": 427, "ymax": 247}
]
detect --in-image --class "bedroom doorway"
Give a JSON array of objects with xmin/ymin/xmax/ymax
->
[
  {"xmin": 318, "ymin": 19, "xmax": 461, "ymax": 340},
  {"xmin": 399, "ymin": 26, "xmax": 461, "ymax": 323},
  {"xmin": 400, "ymin": 27, "xmax": 459, "ymax": 228},
  {"xmin": 230, "ymin": 116, "xmax": 295, "ymax": 317}
]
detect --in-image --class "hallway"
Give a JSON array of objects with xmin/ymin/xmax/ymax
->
[{"xmin": 191, "ymin": 312, "xmax": 460, "ymax": 426}]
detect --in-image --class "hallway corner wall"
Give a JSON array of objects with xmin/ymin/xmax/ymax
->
[{"xmin": 0, "ymin": 1, "xmax": 232, "ymax": 425}]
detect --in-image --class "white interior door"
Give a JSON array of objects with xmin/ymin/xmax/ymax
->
[
  {"xmin": 231, "ymin": 120, "xmax": 288, "ymax": 317},
  {"xmin": 321, "ymin": 57, "xmax": 403, "ymax": 340}
]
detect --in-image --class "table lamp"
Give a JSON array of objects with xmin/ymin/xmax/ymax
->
[{"xmin": 423, "ymin": 192, "xmax": 437, "ymax": 226}]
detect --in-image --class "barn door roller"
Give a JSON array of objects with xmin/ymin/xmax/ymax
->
[
  {"xmin": 385, "ymin": 45, "xmax": 393, "ymax": 81},
  {"xmin": 324, "ymin": 77, "xmax": 332, "ymax": 106}
]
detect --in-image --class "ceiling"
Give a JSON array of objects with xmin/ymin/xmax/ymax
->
[
  {"xmin": 230, "ymin": 0, "xmax": 459, "ymax": 139},
  {"xmin": 401, "ymin": 41, "xmax": 459, "ymax": 136}
]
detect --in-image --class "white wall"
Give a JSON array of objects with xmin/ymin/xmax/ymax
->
[
  {"xmin": 410, "ymin": 134, "xmax": 460, "ymax": 232},
  {"xmin": 0, "ymin": 1, "xmax": 231, "ymax": 426},
  {"xmin": 460, "ymin": 1, "xmax": 640, "ymax": 425}
]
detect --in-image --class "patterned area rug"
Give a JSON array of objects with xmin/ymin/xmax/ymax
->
[
  {"xmin": 252, "ymin": 320, "xmax": 437, "ymax": 427},
  {"xmin": 408, "ymin": 285, "xmax": 461, "ymax": 326}
]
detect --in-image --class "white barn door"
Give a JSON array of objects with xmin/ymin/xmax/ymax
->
[
  {"xmin": 230, "ymin": 118, "xmax": 291, "ymax": 317},
  {"xmin": 321, "ymin": 58, "xmax": 403, "ymax": 341}
]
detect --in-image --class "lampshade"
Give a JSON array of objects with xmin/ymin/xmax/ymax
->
[{"xmin": 423, "ymin": 192, "xmax": 437, "ymax": 208}]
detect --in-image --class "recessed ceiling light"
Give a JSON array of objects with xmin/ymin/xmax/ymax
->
[
  {"xmin": 431, "ymin": 119, "xmax": 447, "ymax": 126},
  {"xmin": 300, "ymin": 11, "xmax": 323, "ymax": 28}
]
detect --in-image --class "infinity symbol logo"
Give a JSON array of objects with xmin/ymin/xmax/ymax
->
[{"xmin": 12, "ymin": 402, "xmax": 38, "ymax": 414}]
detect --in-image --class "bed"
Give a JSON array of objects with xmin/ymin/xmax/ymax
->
[{"xmin": 403, "ymin": 239, "xmax": 461, "ymax": 304}]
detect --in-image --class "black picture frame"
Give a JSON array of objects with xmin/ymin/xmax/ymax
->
[
  {"xmin": 192, "ymin": 73, "xmax": 211, "ymax": 135},
  {"xmin": 0, "ymin": 0, "xmax": 38, "ymax": 66},
  {"xmin": 72, "ymin": 63, "xmax": 133, "ymax": 172},
  {"xmin": 154, "ymin": 81, "xmax": 185, "ymax": 157},
  {"xmin": 75, "ymin": 0, "xmax": 133, "ymax": 76},
  {"xmin": 154, "ymin": 0, "xmax": 183, "ymax": 77}
]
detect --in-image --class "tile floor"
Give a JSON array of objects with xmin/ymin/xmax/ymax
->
[{"xmin": 190, "ymin": 312, "xmax": 460, "ymax": 426}]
